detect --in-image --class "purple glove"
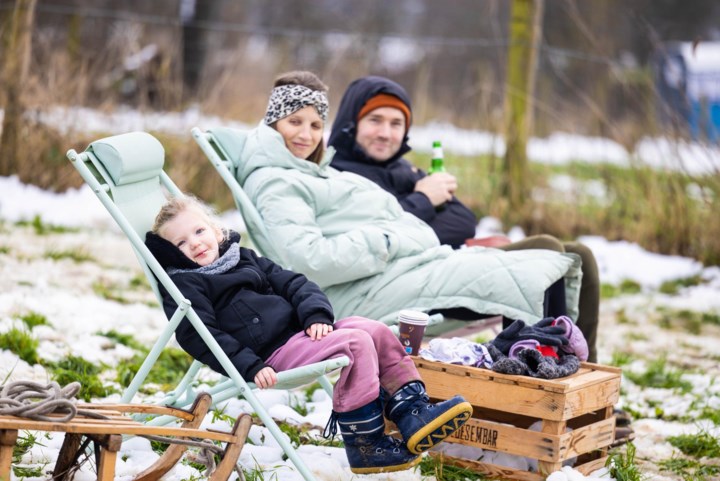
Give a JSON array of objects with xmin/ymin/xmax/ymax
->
[
  {"xmin": 508, "ymin": 339, "xmax": 540, "ymax": 359},
  {"xmin": 553, "ymin": 316, "xmax": 589, "ymax": 362}
]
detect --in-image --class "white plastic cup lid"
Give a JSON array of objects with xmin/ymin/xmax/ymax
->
[{"xmin": 397, "ymin": 309, "xmax": 429, "ymax": 326}]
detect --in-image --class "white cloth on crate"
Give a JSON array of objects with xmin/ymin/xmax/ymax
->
[{"xmin": 418, "ymin": 337, "xmax": 494, "ymax": 369}]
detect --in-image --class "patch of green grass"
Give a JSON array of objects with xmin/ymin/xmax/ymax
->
[
  {"xmin": 44, "ymin": 248, "xmax": 95, "ymax": 263},
  {"xmin": 303, "ymin": 381, "xmax": 322, "ymax": 403},
  {"xmin": 0, "ymin": 327, "xmax": 39, "ymax": 365},
  {"xmin": 98, "ymin": 330, "xmax": 146, "ymax": 351},
  {"xmin": 659, "ymin": 275, "xmax": 705, "ymax": 295},
  {"xmin": 657, "ymin": 308, "xmax": 705, "ymax": 334},
  {"xmin": 610, "ymin": 350, "xmax": 635, "ymax": 367},
  {"xmin": 288, "ymin": 394, "xmax": 308, "ymax": 416},
  {"xmin": 47, "ymin": 355, "xmax": 115, "ymax": 401},
  {"xmin": 698, "ymin": 406, "xmax": 720, "ymax": 425},
  {"xmin": 13, "ymin": 431, "xmax": 44, "ymax": 463},
  {"xmin": 15, "ymin": 215, "xmax": 79, "ymax": 235},
  {"xmin": 606, "ymin": 442, "xmax": 645, "ymax": 481},
  {"xmin": 626, "ymin": 331, "xmax": 649, "ymax": 341},
  {"xmin": 668, "ymin": 430, "xmax": 720, "ymax": 458},
  {"xmin": 129, "ymin": 273, "xmax": 151, "ymax": 290},
  {"xmin": 702, "ymin": 312, "xmax": 720, "ymax": 326},
  {"xmin": 242, "ymin": 459, "xmax": 283, "ymax": 481},
  {"xmin": 92, "ymin": 279, "xmax": 130, "ymax": 304},
  {"xmin": 419, "ymin": 454, "xmax": 489, "ymax": 480},
  {"xmin": 0, "ymin": 245, "xmax": 10, "ymax": 255},
  {"xmin": 210, "ymin": 405, "xmax": 236, "ymax": 425},
  {"xmin": 615, "ymin": 308, "xmax": 633, "ymax": 325},
  {"xmin": 116, "ymin": 347, "xmax": 193, "ymax": 391},
  {"xmin": 624, "ymin": 356, "xmax": 693, "ymax": 393},
  {"xmin": 602, "ymin": 280, "xmax": 643, "ymax": 299},
  {"xmin": 13, "ymin": 465, "xmax": 46, "ymax": 477},
  {"xmin": 659, "ymin": 456, "xmax": 720, "ymax": 480},
  {"xmin": 150, "ymin": 439, "xmax": 170, "ymax": 455},
  {"xmin": 18, "ymin": 311, "xmax": 50, "ymax": 330}
]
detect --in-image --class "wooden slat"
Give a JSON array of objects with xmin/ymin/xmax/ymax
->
[
  {"xmin": 0, "ymin": 418, "xmax": 236, "ymax": 443},
  {"xmin": 428, "ymin": 452, "xmax": 545, "ymax": 481},
  {"xmin": 0, "ymin": 430, "xmax": 19, "ymax": 481},
  {"xmin": 559, "ymin": 417, "xmax": 615, "ymax": 457},
  {"xmin": 76, "ymin": 403, "xmax": 196, "ymax": 421},
  {"xmin": 444, "ymin": 417, "xmax": 563, "ymax": 462},
  {"xmin": 209, "ymin": 414, "xmax": 252, "ymax": 481}
]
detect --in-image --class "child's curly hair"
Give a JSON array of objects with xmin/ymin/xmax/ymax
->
[{"xmin": 152, "ymin": 195, "xmax": 225, "ymax": 241}]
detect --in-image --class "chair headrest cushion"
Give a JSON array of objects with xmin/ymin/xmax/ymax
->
[{"xmin": 88, "ymin": 132, "xmax": 165, "ymax": 186}]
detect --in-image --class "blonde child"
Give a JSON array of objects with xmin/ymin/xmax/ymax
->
[{"xmin": 144, "ymin": 196, "xmax": 472, "ymax": 474}]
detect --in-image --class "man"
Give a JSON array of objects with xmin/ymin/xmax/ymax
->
[{"xmin": 328, "ymin": 76, "xmax": 600, "ymax": 363}]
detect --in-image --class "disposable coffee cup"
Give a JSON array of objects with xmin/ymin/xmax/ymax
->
[{"xmin": 397, "ymin": 310, "xmax": 430, "ymax": 356}]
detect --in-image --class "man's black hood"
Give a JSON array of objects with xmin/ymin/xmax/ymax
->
[{"xmin": 328, "ymin": 76, "xmax": 413, "ymax": 165}]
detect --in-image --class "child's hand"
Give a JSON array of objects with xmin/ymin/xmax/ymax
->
[
  {"xmin": 254, "ymin": 366, "xmax": 277, "ymax": 389},
  {"xmin": 306, "ymin": 323, "xmax": 333, "ymax": 341}
]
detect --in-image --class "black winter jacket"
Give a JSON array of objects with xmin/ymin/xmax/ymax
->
[
  {"xmin": 145, "ymin": 231, "xmax": 334, "ymax": 381},
  {"xmin": 328, "ymin": 76, "xmax": 477, "ymax": 249}
]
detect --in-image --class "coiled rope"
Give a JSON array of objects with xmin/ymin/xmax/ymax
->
[
  {"xmin": 0, "ymin": 381, "xmax": 106, "ymax": 422},
  {"xmin": 0, "ymin": 380, "xmax": 244, "ymax": 478}
]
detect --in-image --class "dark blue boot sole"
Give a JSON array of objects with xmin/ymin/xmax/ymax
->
[{"xmin": 350, "ymin": 453, "xmax": 421, "ymax": 474}]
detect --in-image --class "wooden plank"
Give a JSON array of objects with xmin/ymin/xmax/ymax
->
[
  {"xmin": 537, "ymin": 420, "xmax": 564, "ymax": 475},
  {"xmin": 445, "ymin": 417, "xmax": 563, "ymax": 462},
  {"xmin": 0, "ymin": 419, "xmax": 236, "ymax": 443},
  {"xmin": 414, "ymin": 358, "xmax": 621, "ymax": 395},
  {"xmin": 574, "ymin": 455, "xmax": 608, "ymax": 476},
  {"xmin": 560, "ymin": 417, "xmax": 615, "ymax": 458},
  {"xmin": 134, "ymin": 392, "xmax": 211, "ymax": 481},
  {"xmin": 428, "ymin": 452, "xmax": 545, "ymax": 481},
  {"xmin": 559, "ymin": 378, "xmax": 621, "ymax": 419},
  {"xmin": 418, "ymin": 367, "xmax": 569, "ymax": 420},
  {"xmin": 77, "ymin": 403, "xmax": 196, "ymax": 421},
  {"xmin": 97, "ymin": 448, "xmax": 118, "ymax": 481},
  {"xmin": 0, "ymin": 430, "xmax": 18, "ymax": 481},
  {"xmin": 209, "ymin": 414, "xmax": 252, "ymax": 481}
]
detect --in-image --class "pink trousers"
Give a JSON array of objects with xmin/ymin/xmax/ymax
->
[{"xmin": 265, "ymin": 316, "xmax": 421, "ymax": 412}]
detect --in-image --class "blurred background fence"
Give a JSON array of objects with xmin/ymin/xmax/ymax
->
[{"xmin": 1, "ymin": 0, "xmax": 720, "ymax": 263}]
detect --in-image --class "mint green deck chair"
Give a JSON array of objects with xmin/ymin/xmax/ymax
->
[
  {"xmin": 192, "ymin": 126, "xmax": 503, "ymax": 335},
  {"xmin": 66, "ymin": 131, "xmax": 349, "ymax": 481}
]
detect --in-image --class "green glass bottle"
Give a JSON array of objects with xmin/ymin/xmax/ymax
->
[{"xmin": 428, "ymin": 140, "xmax": 446, "ymax": 174}]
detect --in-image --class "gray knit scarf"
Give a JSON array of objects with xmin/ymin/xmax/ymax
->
[{"xmin": 167, "ymin": 243, "xmax": 241, "ymax": 276}]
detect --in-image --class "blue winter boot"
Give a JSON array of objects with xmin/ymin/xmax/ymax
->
[
  {"xmin": 385, "ymin": 381, "xmax": 473, "ymax": 454},
  {"xmin": 324, "ymin": 398, "xmax": 421, "ymax": 474}
]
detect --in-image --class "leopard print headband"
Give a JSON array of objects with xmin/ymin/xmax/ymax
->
[{"xmin": 263, "ymin": 84, "xmax": 329, "ymax": 125}]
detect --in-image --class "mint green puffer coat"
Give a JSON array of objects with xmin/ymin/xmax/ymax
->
[{"xmin": 214, "ymin": 124, "xmax": 581, "ymax": 325}]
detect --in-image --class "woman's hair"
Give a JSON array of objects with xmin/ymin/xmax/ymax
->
[
  {"xmin": 270, "ymin": 70, "xmax": 328, "ymax": 165},
  {"xmin": 152, "ymin": 195, "xmax": 224, "ymax": 241}
]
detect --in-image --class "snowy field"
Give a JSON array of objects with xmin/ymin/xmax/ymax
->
[
  {"xmin": 0, "ymin": 106, "xmax": 719, "ymax": 480},
  {"xmin": 1, "ymin": 172, "xmax": 720, "ymax": 481}
]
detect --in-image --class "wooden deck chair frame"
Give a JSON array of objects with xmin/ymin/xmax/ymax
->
[
  {"xmin": 191, "ymin": 126, "xmax": 503, "ymax": 335},
  {"xmin": 66, "ymin": 131, "xmax": 349, "ymax": 481}
]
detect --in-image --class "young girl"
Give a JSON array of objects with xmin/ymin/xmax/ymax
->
[{"xmin": 144, "ymin": 196, "xmax": 473, "ymax": 474}]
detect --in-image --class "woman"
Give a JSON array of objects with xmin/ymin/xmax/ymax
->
[{"xmin": 221, "ymin": 70, "xmax": 583, "ymax": 331}]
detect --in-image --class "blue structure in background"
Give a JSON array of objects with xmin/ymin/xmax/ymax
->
[{"xmin": 655, "ymin": 42, "xmax": 720, "ymax": 143}]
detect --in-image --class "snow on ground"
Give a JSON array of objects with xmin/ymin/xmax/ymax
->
[
  {"xmin": 2, "ymin": 176, "xmax": 719, "ymax": 480},
  {"xmin": 1, "ymin": 110, "xmax": 720, "ymax": 480}
]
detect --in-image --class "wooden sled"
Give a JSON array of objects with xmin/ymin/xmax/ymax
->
[{"xmin": 0, "ymin": 393, "xmax": 251, "ymax": 481}]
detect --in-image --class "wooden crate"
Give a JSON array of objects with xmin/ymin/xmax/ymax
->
[{"xmin": 413, "ymin": 358, "xmax": 622, "ymax": 481}]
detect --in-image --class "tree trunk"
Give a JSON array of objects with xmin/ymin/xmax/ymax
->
[
  {"xmin": 502, "ymin": 0, "xmax": 544, "ymax": 212},
  {"xmin": 0, "ymin": 0, "xmax": 37, "ymax": 176}
]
